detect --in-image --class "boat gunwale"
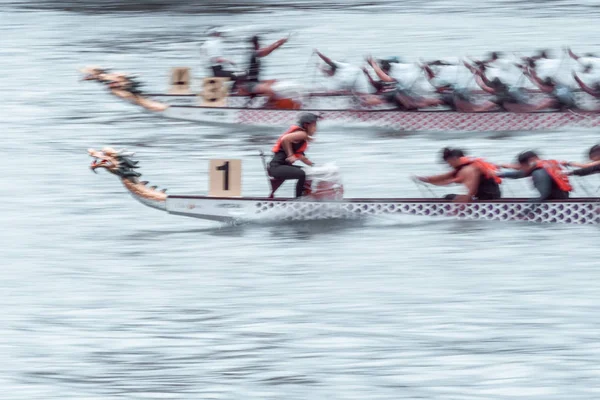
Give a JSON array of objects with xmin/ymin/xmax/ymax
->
[
  {"xmin": 167, "ymin": 196, "xmax": 600, "ymax": 204},
  {"xmin": 164, "ymin": 104, "xmax": 591, "ymax": 115}
]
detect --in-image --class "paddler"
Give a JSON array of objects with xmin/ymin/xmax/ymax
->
[
  {"xmin": 239, "ymin": 34, "xmax": 288, "ymax": 103},
  {"xmin": 472, "ymin": 51, "xmax": 525, "ymax": 87},
  {"xmin": 568, "ymin": 48, "xmax": 600, "ymax": 81},
  {"xmin": 416, "ymin": 148, "xmax": 502, "ymax": 202},
  {"xmin": 465, "ymin": 61, "xmax": 555, "ymax": 112},
  {"xmin": 573, "ymin": 72, "xmax": 600, "ymax": 100},
  {"xmin": 268, "ymin": 113, "xmax": 319, "ymax": 198},
  {"xmin": 201, "ymin": 27, "xmax": 241, "ymax": 89},
  {"xmin": 421, "ymin": 64, "xmax": 499, "ymax": 112},
  {"xmin": 497, "ymin": 151, "xmax": 572, "ymax": 201},
  {"xmin": 362, "ymin": 63, "xmax": 391, "ymax": 94},
  {"xmin": 362, "ymin": 57, "xmax": 444, "ymax": 110},
  {"xmin": 523, "ymin": 66, "xmax": 577, "ymax": 110},
  {"xmin": 314, "ymin": 49, "xmax": 369, "ymax": 93}
]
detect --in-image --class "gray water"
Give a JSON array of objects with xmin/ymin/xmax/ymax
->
[{"xmin": 2, "ymin": 1, "xmax": 600, "ymax": 399}]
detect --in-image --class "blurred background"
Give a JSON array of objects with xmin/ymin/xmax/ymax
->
[{"xmin": 2, "ymin": 0, "xmax": 600, "ymax": 399}]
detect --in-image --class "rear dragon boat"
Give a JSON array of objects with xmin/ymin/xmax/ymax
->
[
  {"xmin": 88, "ymin": 147, "xmax": 600, "ymax": 225},
  {"xmin": 81, "ymin": 66, "xmax": 600, "ymax": 133}
]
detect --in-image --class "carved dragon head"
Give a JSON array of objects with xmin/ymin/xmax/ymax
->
[
  {"xmin": 89, "ymin": 147, "xmax": 141, "ymax": 178},
  {"xmin": 89, "ymin": 147, "xmax": 167, "ymax": 202},
  {"xmin": 80, "ymin": 66, "xmax": 110, "ymax": 81},
  {"xmin": 80, "ymin": 66, "xmax": 143, "ymax": 94}
]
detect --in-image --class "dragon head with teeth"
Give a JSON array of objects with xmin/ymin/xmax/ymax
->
[
  {"xmin": 88, "ymin": 147, "xmax": 167, "ymax": 203},
  {"xmin": 89, "ymin": 147, "xmax": 140, "ymax": 178}
]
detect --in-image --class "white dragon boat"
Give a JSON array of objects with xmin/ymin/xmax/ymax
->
[
  {"xmin": 88, "ymin": 147, "xmax": 600, "ymax": 225},
  {"xmin": 81, "ymin": 66, "xmax": 600, "ymax": 133}
]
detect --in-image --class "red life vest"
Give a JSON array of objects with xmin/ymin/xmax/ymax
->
[
  {"xmin": 272, "ymin": 125, "xmax": 308, "ymax": 158},
  {"xmin": 457, "ymin": 157, "xmax": 502, "ymax": 184},
  {"xmin": 533, "ymin": 160, "xmax": 573, "ymax": 192}
]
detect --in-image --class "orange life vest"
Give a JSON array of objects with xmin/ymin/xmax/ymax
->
[
  {"xmin": 533, "ymin": 160, "xmax": 573, "ymax": 192},
  {"xmin": 457, "ymin": 157, "xmax": 502, "ymax": 184},
  {"xmin": 272, "ymin": 125, "xmax": 308, "ymax": 158}
]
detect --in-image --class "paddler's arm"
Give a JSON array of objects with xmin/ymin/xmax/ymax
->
[
  {"xmin": 298, "ymin": 155, "xmax": 314, "ymax": 166},
  {"xmin": 421, "ymin": 64, "xmax": 436, "ymax": 81},
  {"xmin": 417, "ymin": 171, "xmax": 456, "ymax": 186},
  {"xmin": 463, "ymin": 60, "xmax": 480, "ymax": 75},
  {"xmin": 281, "ymin": 131, "xmax": 309, "ymax": 163},
  {"xmin": 466, "ymin": 64, "xmax": 495, "ymax": 94},
  {"xmin": 362, "ymin": 67, "xmax": 383, "ymax": 91},
  {"xmin": 256, "ymin": 37, "xmax": 288, "ymax": 58},
  {"xmin": 367, "ymin": 57, "xmax": 395, "ymax": 83},
  {"xmin": 497, "ymin": 170, "xmax": 527, "ymax": 179},
  {"xmin": 565, "ymin": 160, "xmax": 600, "ymax": 168},
  {"xmin": 569, "ymin": 163, "xmax": 600, "ymax": 177},
  {"xmin": 473, "ymin": 74, "xmax": 496, "ymax": 94},
  {"xmin": 573, "ymin": 73, "xmax": 600, "ymax": 97},
  {"xmin": 523, "ymin": 67, "xmax": 553, "ymax": 93},
  {"xmin": 315, "ymin": 50, "xmax": 337, "ymax": 69},
  {"xmin": 498, "ymin": 163, "xmax": 521, "ymax": 170},
  {"xmin": 567, "ymin": 47, "xmax": 581, "ymax": 61}
]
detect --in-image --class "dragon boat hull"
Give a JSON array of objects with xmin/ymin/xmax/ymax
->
[
  {"xmin": 158, "ymin": 105, "xmax": 600, "ymax": 132},
  {"xmin": 160, "ymin": 195, "xmax": 600, "ymax": 224},
  {"xmin": 88, "ymin": 147, "xmax": 600, "ymax": 226},
  {"xmin": 82, "ymin": 67, "xmax": 600, "ymax": 133}
]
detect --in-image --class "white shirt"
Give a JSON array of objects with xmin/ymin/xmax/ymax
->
[
  {"xmin": 388, "ymin": 63, "xmax": 431, "ymax": 93},
  {"xmin": 201, "ymin": 37, "xmax": 225, "ymax": 67},
  {"xmin": 532, "ymin": 58, "xmax": 578, "ymax": 87},
  {"xmin": 428, "ymin": 64, "xmax": 476, "ymax": 90},
  {"xmin": 327, "ymin": 61, "xmax": 370, "ymax": 93},
  {"xmin": 485, "ymin": 56, "xmax": 534, "ymax": 88}
]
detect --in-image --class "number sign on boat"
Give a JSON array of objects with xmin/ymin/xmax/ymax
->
[
  {"xmin": 200, "ymin": 77, "xmax": 229, "ymax": 107},
  {"xmin": 209, "ymin": 159, "xmax": 242, "ymax": 197},
  {"xmin": 169, "ymin": 67, "xmax": 191, "ymax": 94}
]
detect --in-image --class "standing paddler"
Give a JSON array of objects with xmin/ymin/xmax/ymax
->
[
  {"xmin": 268, "ymin": 113, "xmax": 320, "ymax": 198},
  {"xmin": 416, "ymin": 148, "xmax": 502, "ymax": 202}
]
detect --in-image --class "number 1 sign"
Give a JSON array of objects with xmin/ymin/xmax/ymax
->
[{"xmin": 209, "ymin": 159, "xmax": 242, "ymax": 197}]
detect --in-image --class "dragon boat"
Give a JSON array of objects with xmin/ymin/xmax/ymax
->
[
  {"xmin": 81, "ymin": 66, "xmax": 600, "ymax": 133},
  {"xmin": 88, "ymin": 147, "xmax": 600, "ymax": 225}
]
